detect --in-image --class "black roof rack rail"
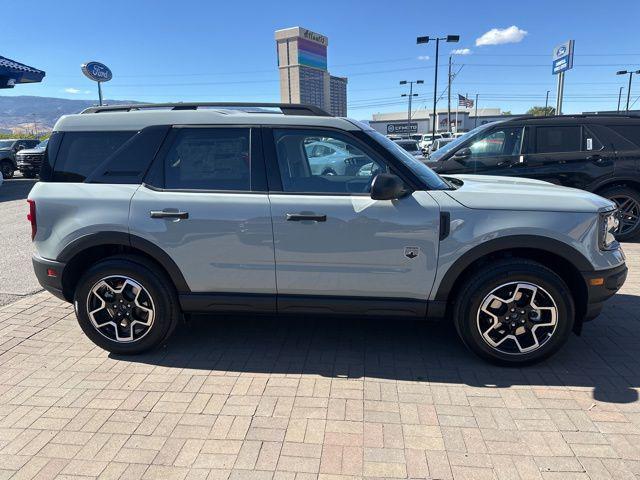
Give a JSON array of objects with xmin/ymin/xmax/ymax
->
[{"xmin": 80, "ymin": 102, "xmax": 332, "ymax": 117}]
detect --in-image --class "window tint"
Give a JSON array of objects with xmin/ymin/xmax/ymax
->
[
  {"xmin": 164, "ymin": 128, "xmax": 250, "ymax": 191},
  {"xmin": 469, "ymin": 127, "xmax": 522, "ymax": 157},
  {"xmin": 53, "ymin": 131, "xmax": 135, "ymax": 182},
  {"xmin": 274, "ymin": 129, "xmax": 388, "ymax": 194},
  {"xmin": 606, "ymin": 125, "xmax": 640, "ymax": 148},
  {"xmin": 535, "ymin": 126, "xmax": 580, "ymax": 154},
  {"xmin": 582, "ymin": 127, "xmax": 603, "ymax": 151}
]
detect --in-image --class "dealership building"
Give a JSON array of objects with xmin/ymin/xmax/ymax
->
[
  {"xmin": 275, "ymin": 27, "xmax": 348, "ymax": 116},
  {"xmin": 369, "ymin": 107, "xmax": 510, "ymax": 136}
]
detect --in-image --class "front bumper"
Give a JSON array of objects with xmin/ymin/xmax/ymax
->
[
  {"xmin": 581, "ymin": 263, "xmax": 628, "ymax": 321},
  {"xmin": 32, "ymin": 254, "xmax": 67, "ymax": 301}
]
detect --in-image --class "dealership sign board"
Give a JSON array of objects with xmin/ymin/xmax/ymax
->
[
  {"xmin": 552, "ymin": 40, "xmax": 574, "ymax": 75},
  {"xmin": 81, "ymin": 61, "xmax": 113, "ymax": 82},
  {"xmin": 387, "ymin": 123, "xmax": 418, "ymax": 134}
]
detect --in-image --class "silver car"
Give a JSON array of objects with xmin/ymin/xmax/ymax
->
[{"xmin": 29, "ymin": 102, "xmax": 626, "ymax": 365}]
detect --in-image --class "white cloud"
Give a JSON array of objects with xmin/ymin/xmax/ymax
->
[
  {"xmin": 417, "ymin": 55, "xmax": 430, "ymax": 61},
  {"xmin": 64, "ymin": 88, "xmax": 90, "ymax": 94},
  {"xmin": 451, "ymin": 48, "xmax": 472, "ymax": 55},
  {"xmin": 475, "ymin": 26, "xmax": 527, "ymax": 46}
]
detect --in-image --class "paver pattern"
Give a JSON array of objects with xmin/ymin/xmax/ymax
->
[{"xmin": 0, "ymin": 244, "xmax": 638, "ymax": 479}]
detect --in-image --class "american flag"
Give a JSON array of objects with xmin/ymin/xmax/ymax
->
[{"xmin": 458, "ymin": 94, "xmax": 474, "ymax": 108}]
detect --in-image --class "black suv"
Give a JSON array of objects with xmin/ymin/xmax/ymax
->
[
  {"xmin": 15, "ymin": 138, "xmax": 48, "ymax": 178},
  {"xmin": 429, "ymin": 115, "xmax": 640, "ymax": 240},
  {"xmin": 0, "ymin": 138, "xmax": 40, "ymax": 179}
]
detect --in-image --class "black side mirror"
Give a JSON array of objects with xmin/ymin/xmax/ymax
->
[
  {"xmin": 454, "ymin": 147, "xmax": 471, "ymax": 160},
  {"xmin": 370, "ymin": 173, "xmax": 406, "ymax": 200}
]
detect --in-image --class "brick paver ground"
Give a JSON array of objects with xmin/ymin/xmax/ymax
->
[{"xmin": 0, "ymin": 245, "xmax": 638, "ymax": 479}]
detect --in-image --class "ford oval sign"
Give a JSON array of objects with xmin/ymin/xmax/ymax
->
[{"xmin": 81, "ymin": 62, "xmax": 113, "ymax": 82}]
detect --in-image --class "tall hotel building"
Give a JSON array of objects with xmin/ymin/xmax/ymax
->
[{"xmin": 275, "ymin": 27, "xmax": 348, "ymax": 116}]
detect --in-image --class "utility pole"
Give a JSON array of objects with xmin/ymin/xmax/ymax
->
[
  {"xmin": 400, "ymin": 80, "xmax": 422, "ymax": 138},
  {"xmin": 617, "ymin": 86, "xmax": 623, "ymax": 113},
  {"xmin": 417, "ymin": 34, "xmax": 460, "ymax": 142},
  {"xmin": 474, "ymin": 94, "xmax": 478, "ymax": 128},
  {"xmin": 447, "ymin": 56, "xmax": 452, "ymax": 133},
  {"xmin": 544, "ymin": 90, "xmax": 550, "ymax": 115},
  {"xmin": 616, "ymin": 70, "xmax": 640, "ymax": 113}
]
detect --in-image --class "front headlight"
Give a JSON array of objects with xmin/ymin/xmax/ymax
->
[{"xmin": 599, "ymin": 209, "xmax": 620, "ymax": 250}]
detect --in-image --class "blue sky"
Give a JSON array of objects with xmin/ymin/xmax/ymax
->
[{"xmin": 3, "ymin": 0, "xmax": 640, "ymax": 118}]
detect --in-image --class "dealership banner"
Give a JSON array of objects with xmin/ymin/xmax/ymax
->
[{"xmin": 387, "ymin": 123, "xmax": 418, "ymax": 134}]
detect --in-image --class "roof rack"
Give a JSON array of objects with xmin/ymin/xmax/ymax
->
[{"xmin": 80, "ymin": 102, "xmax": 332, "ymax": 117}]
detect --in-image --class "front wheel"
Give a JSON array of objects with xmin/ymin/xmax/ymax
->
[
  {"xmin": 73, "ymin": 257, "xmax": 180, "ymax": 354},
  {"xmin": 453, "ymin": 259, "xmax": 574, "ymax": 366},
  {"xmin": 0, "ymin": 161, "xmax": 14, "ymax": 179}
]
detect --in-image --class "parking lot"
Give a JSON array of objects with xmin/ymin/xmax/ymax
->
[{"xmin": 0, "ymin": 180, "xmax": 638, "ymax": 480}]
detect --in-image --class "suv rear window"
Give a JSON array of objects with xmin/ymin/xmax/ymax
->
[
  {"xmin": 535, "ymin": 126, "xmax": 581, "ymax": 154},
  {"xmin": 606, "ymin": 125, "xmax": 640, "ymax": 148},
  {"xmin": 52, "ymin": 131, "xmax": 135, "ymax": 182}
]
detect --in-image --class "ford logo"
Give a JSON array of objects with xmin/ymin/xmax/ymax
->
[
  {"xmin": 556, "ymin": 46, "xmax": 567, "ymax": 56},
  {"xmin": 81, "ymin": 62, "xmax": 113, "ymax": 82}
]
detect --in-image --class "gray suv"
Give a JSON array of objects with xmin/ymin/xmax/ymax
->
[{"xmin": 28, "ymin": 103, "xmax": 627, "ymax": 365}]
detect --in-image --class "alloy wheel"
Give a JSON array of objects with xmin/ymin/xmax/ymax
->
[
  {"xmin": 86, "ymin": 276, "xmax": 155, "ymax": 343},
  {"xmin": 609, "ymin": 194, "xmax": 640, "ymax": 237},
  {"xmin": 476, "ymin": 282, "xmax": 558, "ymax": 355}
]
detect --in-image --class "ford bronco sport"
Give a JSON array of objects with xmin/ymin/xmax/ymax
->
[{"xmin": 28, "ymin": 103, "xmax": 627, "ymax": 365}]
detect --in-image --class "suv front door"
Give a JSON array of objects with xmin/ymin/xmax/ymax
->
[
  {"xmin": 265, "ymin": 128, "xmax": 440, "ymax": 316},
  {"xmin": 130, "ymin": 126, "xmax": 276, "ymax": 309}
]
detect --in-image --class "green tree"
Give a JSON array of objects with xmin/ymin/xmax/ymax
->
[
  {"xmin": 501, "ymin": 110, "xmax": 512, "ymax": 115},
  {"xmin": 526, "ymin": 106, "xmax": 555, "ymax": 116}
]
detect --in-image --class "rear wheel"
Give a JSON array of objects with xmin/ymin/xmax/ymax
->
[
  {"xmin": 73, "ymin": 257, "xmax": 180, "ymax": 354},
  {"xmin": 0, "ymin": 161, "xmax": 14, "ymax": 179},
  {"xmin": 453, "ymin": 259, "xmax": 575, "ymax": 366},
  {"xmin": 600, "ymin": 186, "xmax": 640, "ymax": 241}
]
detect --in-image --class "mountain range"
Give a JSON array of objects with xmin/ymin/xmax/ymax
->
[{"xmin": 0, "ymin": 95, "xmax": 138, "ymax": 134}]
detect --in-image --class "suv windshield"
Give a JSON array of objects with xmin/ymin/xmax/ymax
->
[
  {"xmin": 363, "ymin": 129, "xmax": 450, "ymax": 189},
  {"xmin": 0, "ymin": 140, "xmax": 16, "ymax": 149},
  {"xmin": 428, "ymin": 123, "xmax": 495, "ymax": 161},
  {"xmin": 36, "ymin": 139, "xmax": 49, "ymax": 149}
]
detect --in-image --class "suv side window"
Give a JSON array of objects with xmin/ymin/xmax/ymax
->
[
  {"xmin": 164, "ymin": 128, "xmax": 251, "ymax": 191},
  {"xmin": 468, "ymin": 127, "xmax": 523, "ymax": 158},
  {"xmin": 582, "ymin": 126, "xmax": 603, "ymax": 151},
  {"xmin": 52, "ymin": 131, "xmax": 135, "ymax": 182},
  {"xmin": 604, "ymin": 125, "xmax": 640, "ymax": 149},
  {"xmin": 273, "ymin": 129, "xmax": 388, "ymax": 194},
  {"xmin": 535, "ymin": 126, "xmax": 581, "ymax": 154}
]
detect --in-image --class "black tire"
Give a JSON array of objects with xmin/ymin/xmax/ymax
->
[
  {"xmin": 599, "ymin": 185, "xmax": 640, "ymax": 241},
  {"xmin": 0, "ymin": 161, "xmax": 14, "ymax": 179},
  {"xmin": 453, "ymin": 259, "xmax": 575, "ymax": 366},
  {"xmin": 73, "ymin": 256, "xmax": 180, "ymax": 354}
]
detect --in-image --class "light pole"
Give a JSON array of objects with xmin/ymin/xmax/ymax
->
[
  {"xmin": 400, "ymin": 80, "xmax": 422, "ymax": 138},
  {"xmin": 544, "ymin": 90, "xmax": 550, "ymax": 115},
  {"xmin": 617, "ymin": 86, "xmax": 624, "ymax": 113},
  {"xmin": 616, "ymin": 70, "xmax": 640, "ymax": 113},
  {"xmin": 417, "ymin": 34, "xmax": 459, "ymax": 142}
]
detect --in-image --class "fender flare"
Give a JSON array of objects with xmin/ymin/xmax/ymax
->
[
  {"xmin": 433, "ymin": 235, "xmax": 592, "ymax": 302},
  {"xmin": 57, "ymin": 232, "xmax": 191, "ymax": 293}
]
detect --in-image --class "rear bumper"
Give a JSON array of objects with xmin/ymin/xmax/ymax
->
[
  {"xmin": 581, "ymin": 263, "xmax": 627, "ymax": 321},
  {"xmin": 32, "ymin": 254, "xmax": 67, "ymax": 301}
]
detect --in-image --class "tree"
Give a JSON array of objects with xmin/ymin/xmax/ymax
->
[
  {"xmin": 526, "ymin": 106, "xmax": 555, "ymax": 116},
  {"xmin": 501, "ymin": 110, "xmax": 512, "ymax": 115}
]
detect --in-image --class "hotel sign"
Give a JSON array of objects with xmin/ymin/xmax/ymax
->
[{"xmin": 301, "ymin": 28, "xmax": 327, "ymax": 46}]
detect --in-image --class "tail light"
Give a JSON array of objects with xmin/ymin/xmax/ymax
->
[{"xmin": 27, "ymin": 199, "xmax": 36, "ymax": 240}]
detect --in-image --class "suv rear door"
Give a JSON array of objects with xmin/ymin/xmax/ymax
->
[
  {"xmin": 264, "ymin": 127, "xmax": 440, "ymax": 316},
  {"xmin": 129, "ymin": 126, "xmax": 276, "ymax": 309},
  {"xmin": 516, "ymin": 124, "xmax": 614, "ymax": 189}
]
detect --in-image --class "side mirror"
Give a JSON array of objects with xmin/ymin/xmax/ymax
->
[
  {"xmin": 370, "ymin": 173, "xmax": 406, "ymax": 200},
  {"xmin": 454, "ymin": 147, "xmax": 471, "ymax": 159}
]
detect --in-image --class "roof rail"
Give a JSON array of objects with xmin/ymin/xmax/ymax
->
[{"xmin": 80, "ymin": 102, "xmax": 332, "ymax": 117}]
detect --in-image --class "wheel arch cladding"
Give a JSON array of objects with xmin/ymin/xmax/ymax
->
[
  {"xmin": 57, "ymin": 232, "xmax": 190, "ymax": 301},
  {"xmin": 435, "ymin": 236, "xmax": 590, "ymax": 330}
]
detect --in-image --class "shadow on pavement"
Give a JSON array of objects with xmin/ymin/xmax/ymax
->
[
  {"xmin": 0, "ymin": 178, "xmax": 38, "ymax": 202},
  {"xmin": 113, "ymin": 292, "xmax": 640, "ymax": 405}
]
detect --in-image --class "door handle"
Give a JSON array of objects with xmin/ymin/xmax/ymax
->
[
  {"xmin": 286, "ymin": 213, "xmax": 327, "ymax": 222},
  {"xmin": 150, "ymin": 210, "xmax": 189, "ymax": 219}
]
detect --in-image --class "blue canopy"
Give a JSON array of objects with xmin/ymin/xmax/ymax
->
[{"xmin": 0, "ymin": 56, "xmax": 45, "ymax": 89}]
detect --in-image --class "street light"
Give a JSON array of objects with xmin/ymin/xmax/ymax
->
[
  {"xmin": 400, "ymin": 80, "xmax": 423, "ymax": 138},
  {"xmin": 417, "ymin": 34, "xmax": 460, "ymax": 141},
  {"xmin": 616, "ymin": 70, "xmax": 640, "ymax": 113}
]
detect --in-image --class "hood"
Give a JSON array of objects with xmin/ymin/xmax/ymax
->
[
  {"xmin": 443, "ymin": 174, "xmax": 614, "ymax": 213},
  {"xmin": 16, "ymin": 147, "xmax": 45, "ymax": 155}
]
